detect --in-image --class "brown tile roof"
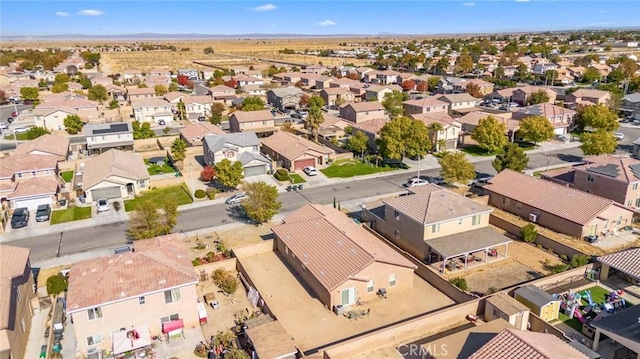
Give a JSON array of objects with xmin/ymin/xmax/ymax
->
[
  {"xmin": 66, "ymin": 234, "xmax": 198, "ymax": 312},
  {"xmin": 597, "ymin": 247, "xmax": 640, "ymax": 279},
  {"xmin": 381, "ymin": 184, "xmax": 493, "ymax": 225},
  {"xmin": 570, "ymin": 88, "xmax": 611, "ymax": 100},
  {"xmin": 403, "ymin": 97, "xmax": 448, "ymax": 107},
  {"xmin": 8, "ymin": 177, "xmax": 58, "ymax": 199},
  {"xmin": 208, "ymin": 85, "xmax": 235, "ymax": 93},
  {"xmin": 469, "ymin": 328, "xmax": 588, "ymax": 359},
  {"xmin": 81, "ymin": 149, "xmax": 149, "ymax": 190},
  {"xmin": 230, "ymin": 110, "xmax": 274, "ymax": 123},
  {"xmin": 126, "ymin": 86, "xmax": 156, "ymax": 95},
  {"xmin": 179, "ymin": 123, "xmax": 225, "ymax": 143},
  {"xmin": 14, "ymin": 134, "xmax": 70, "ymax": 159},
  {"xmin": 574, "ymin": 155, "xmax": 640, "ymax": 183},
  {"xmin": 182, "ymin": 95, "xmax": 214, "ymax": 105},
  {"xmin": 351, "ymin": 118, "xmax": 388, "ymax": 135},
  {"xmin": 411, "ymin": 112, "xmax": 457, "ymax": 126},
  {"xmin": 261, "ymin": 131, "xmax": 333, "ymax": 161},
  {"xmin": 163, "ymin": 91, "xmax": 186, "ymax": 102},
  {"xmin": 514, "ymin": 85, "xmax": 553, "ymax": 95},
  {"xmin": 322, "ymin": 87, "xmax": 353, "ymax": 95},
  {"xmin": 345, "ymin": 102, "xmax": 385, "ymax": 112},
  {"xmin": 131, "ymin": 98, "xmax": 171, "ymax": 108},
  {"xmin": 37, "ymin": 97, "xmax": 99, "ymax": 110},
  {"xmin": 0, "ymin": 154, "xmax": 58, "ymax": 177},
  {"xmin": 437, "ymin": 93, "xmax": 478, "ymax": 104},
  {"xmin": 484, "ymin": 169, "xmax": 622, "ymax": 225},
  {"xmin": 0, "ymin": 245, "xmax": 30, "ymax": 330},
  {"xmin": 457, "ymin": 111, "xmax": 515, "ymax": 129},
  {"xmin": 245, "ymin": 321, "xmax": 297, "ymax": 359},
  {"xmin": 273, "ymin": 204, "xmax": 416, "ymax": 291}
]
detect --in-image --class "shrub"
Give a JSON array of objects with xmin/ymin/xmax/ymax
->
[
  {"xmin": 559, "ymin": 254, "xmax": 568, "ymax": 261},
  {"xmin": 46, "ymin": 274, "xmax": 68, "ymax": 295},
  {"xmin": 212, "ymin": 268, "xmax": 228, "ymax": 286},
  {"xmin": 274, "ymin": 168, "xmax": 289, "ymax": 181},
  {"xmin": 570, "ymin": 254, "xmax": 590, "ymax": 268},
  {"xmin": 449, "ymin": 277, "xmax": 468, "ymax": 291},
  {"xmin": 194, "ymin": 189, "xmax": 206, "ymax": 199},
  {"xmin": 487, "ymin": 287, "xmax": 499, "ymax": 294},
  {"xmin": 219, "ymin": 275, "xmax": 238, "ymax": 295},
  {"xmin": 520, "ymin": 224, "xmax": 537, "ymax": 243},
  {"xmin": 207, "ymin": 191, "xmax": 216, "ymax": 200},
  {"xmin": 192, "ymin": 259, "xmax": 201, "ymax": 267}
]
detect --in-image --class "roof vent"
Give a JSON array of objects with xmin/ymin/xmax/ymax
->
[
  {"xmin": 337, "ymin": 240, "xmax": 343, "ymax": 246},
  {"xmin": 158, "ymin": 279, "xmax": 166, "ymax": 285},
  {"xmin": 120, "ymin": 291, "xmax": 126, "ymax": 297},
  {"xmin": 125, "ymin": 260, "xmax": 133, "ymax": 265},
  {"xmin": 91, "ymin": 268, "xmax": 97, "ymax": 273}
]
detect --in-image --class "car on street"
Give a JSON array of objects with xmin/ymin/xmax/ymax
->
[
  {"xmin": 427, "ymin": 176, "xmax": 447, "ymax": 185},
  {"xmin": 96, "ymin": 198, "xmax": 110, "ymax": 212},
  {"xmin": 614, "ymin": 132, "xmax": 625, "ymax": 140},
  {"xmin": 7, "ymin": 117, "xmax": 14, "ymax": 123},
  {"xmin": 225, "ymin": 192, "xmax": 248, "ymax": 205},
  {"xmin": 35, "ymin": 204, "xmax": 51, "ymax": 222},
  {"xmin": 303, "ymin": 166, "xmax": 318, "ymax": 176},
  {"xmin": 0, "ymin": 123, "xmax": 7, "ymax": 130},
  {"xmin": 198, "ymin": 116, "xmax": 206, "ymax": 122},
  {"xmin": 470, "ymin": 176, "xmax": 494, "ymax": 188},
  {"xmin": 11, "ymin": 207, "xmax": 29, "ymax": 229},
  {"xmin": 403, "ymin": 177, "xmax": 429, "ymax": 187},
  {"xmin": 11, "ymin": 111, "xmax": 18, "ymax": 117},
  {"xmin": 158, "ymin": 119, "xmax": 166, "ymax": 126}
]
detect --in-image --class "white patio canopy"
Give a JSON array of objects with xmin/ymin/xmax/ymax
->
[{"xmin": 112, "ymin": 325, "xmax": 152, "ymax": 355}]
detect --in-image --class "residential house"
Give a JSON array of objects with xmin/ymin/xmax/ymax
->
[
  {"xmin": 267, "ymin": 87, "xmax": 306, "ymax": 112},
  {"xmin": 261, "ymin": 131, "xmax": 335, "ymax": 171},
  {"xmin": 31, "ymin": 108, "xmax": 79, "ymax": 132},
  {"xmin": 356, "ymin": 67, "xmax": 374, "ymax": 80},
  {"xmin": 14, "ymin": 134, "xmax": 70, "ymax": 161},
  {"xmin": 318, "ymin": 113, "xmax": 352, "ymax": 139},
  {"xmin": 511, "ymin": 86, "xmax": 557, "ymax": 106},
  {"xmin": 402, "ymin": 97, "xmax": 449, "ymax": 116},
  {"xmin": 0, "ymin": 245, "xmax": 35, "ymax": 359},
  {"xmin": 512, "ymin": 103, "xmax": 576, "ymax": 135},
  {"xmin": 591, "ymin": 303, "xmax": 640, "ymax": 355},
  {"xmin": 621, "ymin": 93, "xmax": 640, "ymax": 121},
  {"xmin": 77, "ymin": 149, "xmax": 150, "ymax": 203},
  {"xmin": 164, "ymin": 91, "xmax": 187, "ymax": 104},
  {"xmin": 182, "ymin": 95, "xmax": 215, "ymax": 120},
  {"xmin": 457, "ymin": 111, "xmax": 517, "ymax": 142},
  {"xmin": 272, "ymin": 73, "xmax": 301, "ymax": 86},
  {"xmin": 339, "ymin": 102, "xmax": 387, "ymax": 123},
  {"xmin": 177, "ymin": 68, "xmax": 199, "ymax": 80},
  {"xmin": 234, "ymin": 74, "xmax": 264, "ymax": 89},
  {"xmin": 122, "ymin": 70, "xmax": 143, "ymax": 81},
  {"xmin": 438, "ymin": 77, "xmax": 494, "ymax": 96},
  {"xmin": 242, "ymin": 85, "xmax": 265, "ymax": 96},
  {"xmin": 273, "ymin": 204, "xmax": 417, "ymax": 309},
  {"xmin": 0, "ymin": 154, "xmax": 60, "ymax": 210},
  {"xmin": 362, "ymin": 185, "xmax": 510, "ymax": 271},
  {"xmin": 350, "ymin": 118, "xmax": 389, "ymax": 151},
  {"xmin": 38, "ymin": 94, "xmax": 100, "ymax": 111},
  {"xmin": 329, "ymin": 77, "xmax": 359, "ymax": 88},
  {"xmin": 542, "ymin": 155, "xmax": 640, "ymax": 209},
  {"xmin": 568, "ymin": 66, "xmax": 587, "ymax": 79},
  {"xmin": 148, "ymin": 69, "xmax": 172, "ymax": 77},
  {"xmin": 67, "ymin": 82, "xmax": 84, "ymax": 92},
  {"xmin": 90, "ymin": 76, "xmax": 113, "ymax": 87},
  {"xmin": 532, "ymin": 62, "xmax": 558, "ymax": 75},
  {"xmin": 202, "ymin": 132, "xmax": 270, "ymax": 177},
  {"xmin": 314, "ymin": 76, "xmax": 334, "ymax": 89},
  {"xmin": 375, "ymin": 70, "xmax": 402, "ymax": 85},
  {"xmin": 65, "ymin": 234, "xmax": 199, "ymax": 357},
  {"xmin": 245, "ymin": 321, "xmax": 297, "ymax": 359},
  {"xmin": 565, "ymin": 89, "xmax": 612, "ymax": 108},
  {"xmin": 126, "ymin": 87, "xmax": 156, "ymax": 101},
  {"xmin": 489, "ymin": 88, "xmax": 518, "ymax": 103},
  {"xmin": 320, "ymin": 87, "xmax": 356, "ymax": 107},
  {"xmin": 299, "ymin": 73, "xmax": 321, "ymax": 87},
  {"xmin": 131, "ymin": 98, "xmax": 173, "ymax": 124},
  {"xmin": 179, "ymin": 123, "xmax": 225, "ymax": 146},
  {"xmin": 84, "ymin": 122, "xmax": 134, "ymax": 155},
  {"xmin": 468, "ymin": 328, "xmax": 588, "ymax": 359},
  {"xmin": 104, "ymin": 84, "xmax": 127, "ymax": 102},
  {"xmin": 484, "ymin": 169, "xmax": 635, "ymax": 238},
  {"xmin": 437, "ymin": 93, "xmax": 478, "ymax": 112},
  {"xmin": 596, "ymin": 247, "xmax": 640, "ymax": 283},
  {"xmin": 411, "ymin": 113, "xmax": 462, "ymax": 150},
  {"xmin": 364, "ymin": 85, "xmax": 402, "ymax": 102},
  {"xmin": 145, "ymin": 75, "xmax": 171, "ymax": 87},
  {"xmin": 348, "ymin": 83, "xmax": 368, "ymax": 99},
  {"xmin": 11, "ymin": 79, "xmax": 39, "ymax": 89},
  {"xmin": 228, "ymin": 110, "xmax": 277, "ymax": 136},
  {"xmin": 208, "ymin": 85, "xmax": 236, "ymax": 100},
  {"xmin": 302, "ymin": 64, "xmax": 326, "ymax": 74},
  {"xmin": 591, "ymin": 63, "xmax": 612, "ymax": 78}
]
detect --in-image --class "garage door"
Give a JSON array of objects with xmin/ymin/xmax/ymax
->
[
  {"xmin": 90, "ymin": 186, "xmax": 121, "ymax": 200},
  {"xmin": 293, "ymin": 158, "xmax": 316, "ymax": 171},
  {"xmin": 553, "ymin": 127, "xmax": 566, "ymax": 135},
  {"xmin": 244, "ymin": 165, "xmax": 266, "ymax": 177},
  {"xmin": 14, "ymin": 196, "xmax": 51, "ymax": 211}
]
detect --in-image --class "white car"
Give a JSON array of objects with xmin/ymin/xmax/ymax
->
[
  {"xmin": 13, "ymin": 127, "xmax": 29, "ymax": 133},
  {"xmin": 614, "ymin": 132, "xmax": 625, "ymax": 140},
  {"xmin": 0, "ymin": 123, "xmax": 7, "ymax": 130},
  {"xmin": 303, "ymin": 166, "xmax": 318, "ymax": 176},
  {"xmin": 225, "ymin": 193, "xmax": 248, "ymax": 205},
  {"xmin": 96, "ymin": 198, "xmax": 110, "ymax": 212},
  {"xmin": 403, "ymin": 178, "xmax": 429, "ymax": 188}
]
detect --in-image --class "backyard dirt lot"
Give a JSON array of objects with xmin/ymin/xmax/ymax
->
[{"xmin": 238, "ymin": 251, "xmax": 455, "ymax": 352}]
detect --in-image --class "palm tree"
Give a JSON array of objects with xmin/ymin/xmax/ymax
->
[{"xmin": 427, "ymin": 122, "xmax": 444, "ymax": 152}]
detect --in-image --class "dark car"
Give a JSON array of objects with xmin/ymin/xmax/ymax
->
[
  {"xmin": 35, "ymin": 204, "xmax": 51, "ymax": 222},
  {"xmin": 7, "ymin": 117, "xmax": 14, "ymax": 123},
  {"xmin": 11, "ymin": 207, "xmax": 29, "ymax": 229}
]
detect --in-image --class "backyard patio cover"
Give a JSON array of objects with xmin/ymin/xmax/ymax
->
[
  {"xmin": 427, "ymin": 227, "xmax": 512, "ymax": 262},
  {"xmin": 112, "ymin": 325, "xmax": 152, "ymax": 355}
]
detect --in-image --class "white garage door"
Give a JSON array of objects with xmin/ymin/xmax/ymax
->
[
  {"xmin": 14, "ymin": 196, "xmax": 51, "ymax": 211},
  {"xmin": 90, "ymin": 186, "xmax": 121, "ymax": 200},
  {"xmin": 553, "ymin": 127, "xmax": 566, "ymax": 135}
]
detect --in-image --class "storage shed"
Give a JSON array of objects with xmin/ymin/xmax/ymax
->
[
  {"xmin": 514, "ymin": 285, "xmax": 560, "ymax": 322},
  {"xmin": 484, "ymin": 293, "xmax": 531, "ymax": 331}
]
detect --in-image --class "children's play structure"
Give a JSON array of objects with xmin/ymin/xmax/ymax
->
[{"xmin": 554, "ymin": 288, "xmax": 627, "ymax": 338}]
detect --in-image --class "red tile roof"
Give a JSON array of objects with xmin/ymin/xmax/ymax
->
[
  {"xmin": 469, "ymin": 328, "xmax": 588, "ymax": 359},
  {"xmin": 261, "ymin": 131, "xmax": 333, "ymax": 161}
]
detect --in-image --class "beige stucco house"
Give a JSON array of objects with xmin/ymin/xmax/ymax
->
[
  {"xmin": 511, "ymin": 86, "xmax": 557, "ymax": 106},
  {"xmin": 339, "ymin": 102, "xmax": 387, "ymax": 123},
  {"xmin": 320, "ymin": 87, "xmax": 356, "ymax": 107},
  {"xmin": 202, "ymin": 132, "xmax": 270, "ymax": 177},
  {"xmin": 261, "ymin": 131, "xmax": 335, "ymax": 171},
  {"xmin": 228, "ymin": 110, "xmax": 277, "ymax": 137},
  {"xmin": 402, "ymin": 97, "xmax": 449, "ymax": 116},
  {"xmin": 0, "ymin": 154, "xmax": 60, "ymax": 210},
  {"xmin": 411, "ymin": 113, "xmax": 462, "ymax": 150},
  {"xmin": 511, "ymin": 103, "xmax": 576, "ymax": 135},
  {"xmin": 131, "ymin": 98, "xmax": 173, "ymax": 124}
]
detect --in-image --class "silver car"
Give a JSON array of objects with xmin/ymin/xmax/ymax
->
[{"xmin": 96, "ymin": 198, "xmax": 110, "ymax": 212}]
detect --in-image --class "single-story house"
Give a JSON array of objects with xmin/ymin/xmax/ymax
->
[
  {"xmin": 597, "ymin": 247, "xmax": 640, "ymax": 284},
  {"xmin": 261, "ymin": 131, "xmax": 335, "ymax": 171},
  {"xmin": 403, "ymin": 97, "xmax": 449, "ymax": 116}
]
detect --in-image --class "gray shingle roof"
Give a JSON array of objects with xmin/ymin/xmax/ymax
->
[
  {"xmin": 590, "ymin": 304, "xmax": 640, "ymax": 344},
  {"xmin": 268, "ymin": 87, "xmax": 305, "ymax": 97},
  {"xmin": 203, "ymin": 132, "xmax": 260, "ymax": 153},
  {"xmin": 237, "ymin": 151, "xmax": 270, "ymax": 166},
  {"xmin": 514, "ymin": 285, "xmax": 558, "ymax": 308}
]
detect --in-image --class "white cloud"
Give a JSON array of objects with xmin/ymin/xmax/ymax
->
[
  {"xmin": 250, "ymin": 4, "xmax": 277, "ymax": 11},
  {"xmin": 463, "ymin": 2, "xmax": 475, "ymax": 7},
  {"xmin": 77, "ymin": 9, "xmax": 104, "ymax": 16},
  {"xmin": 318, "ymin": 20, "xmax": 337, "ymax": 26},
  {"xmin": 55, "ymin": 11, "xmax": 70, "ymax": 17}
]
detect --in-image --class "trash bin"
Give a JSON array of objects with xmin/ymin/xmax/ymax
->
[
  {"xmin": 334, "ymin": 305, "xmax": 344, "ymax": 316},
  {"xmin": 59, "ymin": 199, "xmax": 67, "ymax": 207}
]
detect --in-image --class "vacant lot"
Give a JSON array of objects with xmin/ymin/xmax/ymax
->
[
  {"xmin": 321, "ymin": 159, "xmax": 400, "ymax": 178},
  {"xmin": 51, "ymin": 206, "xmax": 92, "ymax": 224},
  {"xmin": 124, "ymin": 184, "xmax": 193, "ymax": 211}
]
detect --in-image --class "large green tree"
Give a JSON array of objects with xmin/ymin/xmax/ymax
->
[
  {"xmin": 578, "ymin": 104, "xmax": 619, "ymax": 132},
  {"xmin": 581, "ymin": 67, "xmax": 601, "ymax": 83},
  {"xmin": 20, "ymin": 87, "xmax": 40, "ymax": 105},
  {"xmin": 378, "ymin": 116, "xmax": 430, "ymax": 161},
  {"xmin": 492, "ymin": 143, "xmax": 530, "ymax": 172},
  {"xmin": 63, "ymin": 114, "xmax": 83, "ymax": 135},
  {"xmin": 127, "ymin": 200, "xmax": 178, "ymax": 241},
  {"xmin": 215, "ymin": 159, "xmax": 244, "ymax": 189},
  {"xmin": 471, "ymin": 115, "xmax": 508, "ymax": 153},
  {"xmin": 438, "ymin": 151, "xmax": 476, "ymax": 185},
  {"xmin": 132, "ymin": 121, "xmax": 155, "ymax": 139},
  {"xmin": 209, "ymin": 102, "xmax": 226, "ymax": 124},
  {"xmin": 154, "ymin": 84, "xmax": 168, "ymax": 96},
  {"xmin": 88, "ymin": 84, "xmax": 108, "ymax": 103},
  {"xmin": 527, "ymin": 90, "xmax": 550, "ymax": 105},
  {"xmin": 307, "ymin": 95, "xmax": 325, "ymax": 142},
  {"xmin": 347, "ymin": 131, "xmax": 369, "ymax": 158},
  {"xmin": 242, "ymin": 181, "xmax": 282, "ymax": 224},
  {"xmin": 580, "ymin": 130, "xmax": 618, "ymax": 156},
  {"xmin": 517, "ymin": 116, "xmax": 555, "ymax": 144},
  {"xmin": 455, "ymin": 52, "xmax": 474, "ymax": 74},
  {"xmin": 241, "ymin": 97, "xmax": 265, "ymax": 111},
  {"xmin": 54, "ymin": 73, "xmax": 70, "ymax": 84},
  {"xmin": 382, "ymin": 90, "xmax": 410, "ymax": 118},
  {"xmin": 51, "ymin": 82, "xmax": 69, "ymax": 93}
]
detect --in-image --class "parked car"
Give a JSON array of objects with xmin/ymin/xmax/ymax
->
[
  {"xmin": 197, "ymin": 116, "xmax": 206, "ymax": 122},
  {"xmin": 225, "ymin": 192, "xmax": 248, "ymax": 205},
  {"xmin": 114, "ymin": 246, "xmax": 132, "ymax": 254},
  {"xmin": 470, "ymin": 176, "xmax": 494, "ymax": 188},
  {"xmin": 35, "ymin": 204, "xmax": 51, "ymax": 222},
  {"xmin": 403, "ymin": 177, "xmax": 429, "ymax": 188},
  {"xmin": 0, "ymin": 123, "xmax": 7, "ymax": 130},
  {"xmin": 13, "ymin": 127, "xmax": 29, "ymax": 133},
  {"xmin": 11, "ymin": 207, "xmax": 29, "ymax": 229},
  {"xmin": 158, "ymin": 119, "xmax": 166, "ymax": 126},
  {"xmin": 297, "ymin": 110, "xmax": 309, "ymax": 119},
  {"xmin": 303, "ymin": 166, "xmax": 318, "ymax": 176},
  {"xmin": 614, "ymin": 132, "xmax": 625, "ymax": 140},
  {"xmin": 96, "ymin": 198, "xmax": 110, "ymax": 212},
  {"xmin": 428, "ymin": 176, "xmax": 447, "ymax": 185},
  {"xmin": 6, "ymin": 117, "xmax": 13, "ymax": 123},
  {"xmin": 11, "ymin": 111, "xmax": 18, "ymax": 117}
]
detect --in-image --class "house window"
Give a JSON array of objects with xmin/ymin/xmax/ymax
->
[
  {"xmin": 502, "ymin": 197, "xmax": 510, "ymax": 206},
  {"xmin": 516, "ymin": 202, "xmax": 523, "ymax": 210},
  {"xmin": 164, "ymin": 288, "xmax": 180, "ymax": 304},
  {"xmin": 367, "ymin": 280, "xmax": 375, "ymax": 293},
  {"xmin": 139, "ymin": 296, "xmax": 146, "ymax": 305},
  {"xmin": 86, "ymin": 334, "xmax": 102, "ymax": 346},
  {"xmin": 458, "ymin": 219, "xmax": 463, "ymax": 225},
  {"xmin": 604, "ymin": 220, "xmax": 609, "ymax": 229},
  {"xmin": 472, "ymin": 214, "xmax": 481, "ymax": 226},
  {"xmin": 617, "ymin": 216, "xmax": 623, "ymax": 225},
  {"xmin": 394, "ymin": 210, "xmax": 400, "ymax": 220},
  {"xmin": 634, "ymin": 183, "xmax": 639, "ymax": 191},
  {"xmin": 389, "ymin": 274, "xmax": 397, "ymax": 287},
  {"xmin": 587, "ymin": 174, "xmax": 595, "ymax": 182},
  {"xmin": 628, "ymin": 200, "xmax": 633, "ymax": 207},
  {"xmin": 139, "ymin": 180, "xmax": 146, "ymax": 188},
  {"xmin": 87, "ymin": 307, "xmax": 102, "ymax": 320},
  {"xmin": 635, "ymin": 198, "xmax": 640, "ymax": 208},
  {"xmin": 432, "ymin": 223, "xmax": 440, "ymax": 233},
  {"xmin": 160, "ymin": 314, "xmax": 179, "ymax": 324},
  {"xmin": 394, "ymin": 229, "xmax": 400, "ymax": 238}
]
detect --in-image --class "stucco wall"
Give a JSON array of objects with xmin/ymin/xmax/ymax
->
[{"xmin": 0, "ymin": 267, "xmax": 34, "ymax": 359}]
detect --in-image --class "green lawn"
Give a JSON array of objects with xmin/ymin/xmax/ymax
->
[
  {"xmin": 321, "ymin": 159, "xmax": 399, "ymax": 178},
  {"xmin": 60, "ymin": 171, "xmax": 74, "ymax": 183},
  {"xmin": 124, "ymin": 184, "xmax": 193, "ymax": 212},
  {"xmin": 51, "ymin": 206, "xmax": 92, "ymax": 224},
  {"xmin": 289, "ymin": 174, "xmax": 306, "ymax": 184},
  {"xmin": 460, "ymin": 142, "xmax": 536, "ymax": 157},
  {"xmin": 4, "ymin": 133, "xmax": 30, "ymax": 141},
  {"xmin": 144, "ymin": 158, "xmax": 176, "ymax": 175}
]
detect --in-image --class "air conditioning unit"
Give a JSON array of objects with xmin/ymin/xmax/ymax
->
[{"xmin": 529, "ymin": 213, "xmax": 538, "ymax": 222}]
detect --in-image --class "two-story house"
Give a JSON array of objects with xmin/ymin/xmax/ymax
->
[
  {"xmin": 314, "ymin": 76, "xmax": 334, "ymax": 89},
  {"xmin": 542, "ymin": 155, "xmax": 640, "ymax": 209},
  {"xmin": 267, "ymin": 87, "xmax": 305, "ymax": 112},
  {"xmin": 179, "ymin": 123, "xmax": 225, "ymax": 146},
  {"xmin": 532, "ymin": 62, "xmax": 558, "ymax": 75},
  {"xmin": 511, "ymin": 86, "xmax": 557, "ymax": 106},
  {"xmin": 511, "ymin": 103, "xmax": 576, "ymax": 135},
  {"xmin": 234, "ymin": 74, "xmax": 264, "ymax": 89},
  {"xmin": 228, "ymin": 110, "xmax": 277, "ymax": 137},
  {"xmin": 202, "ymin": 132, "xmax": 270, "ymax": 177},
  {"xmin": 31, "ymin": 108, "xmax": 79, "ymax": 132},
  {"xmin": 182, "ymin": 95, "xmax": 215, "ymax": 120},
  {"xmin": 621, "ymin": 93, "xmax": 640, "ymax": 121},
  {"xmin": 329, "ymin": 77, "xmax": 359, "ymax": 89},
  {"xmin": 437, "ymin": 77, "xmax": 494, "ymax": 95},
  {"xmin": 302, "ymin": 64, "xmax": 327, "ymax": 74},
  {"xmin": 364, "ymin": 85, "xmax": 402, "ymax": 102},
  {"xmin": 436, "ymin": 93, "xmax": 478, "ymax": 112},
  {"xmin": 0, "ymin": 154, "xmax": 60, "ymax": 210},
  {"xmin": 66, "ymin": 234, "xmax": 199, "ymax": 357},
  {"xmin": 261, "ymin": 131, "xmax": 335, "ymax": 171},
  {"xmin": 177, "ymin": 68, "xmax": 200, "ymax": 80},
  {"xmin": 565, "ymin": 89, "xmax": 612, "ymax": 108},
  {"xmin": 126, "ymin": 87, "xmax": 156, "ymax": 101},
  {"xmin": 0, "ymin": 245, "xmax": 35, "ymax": 359},
  {"xmin": 320, "ymin": 87, "xmax": 356, "ymax": 108},
  {"xmin": 84, "ymin": 122, "xmax": 134, "ymax": 155},
  {"xmin": 411, "ymin": 113, "xmax": 462, "ymax": 150},
  {"xmin": 14, "ymin": 134, "xmax": 70, "ymax": 161},
  {"xmin": 361, "ymin": 185, "xmax": 511, "ymax": 272},
  {"xmin": 339, "ymin": 102, "xmax": 387, "ymax": 123},
  {"xmin": 402, "ymin": 97, "xmax": 449, "ymax": 116},
  {"xmin": 131, "ymin": 98, "xmax": 173, "ymax": 124}
]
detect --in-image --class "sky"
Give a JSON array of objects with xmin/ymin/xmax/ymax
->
[{"xmin": 1, "ymin": 1, "xmax": 639, "ymax": 37}]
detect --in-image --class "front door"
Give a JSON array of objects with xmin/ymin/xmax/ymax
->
[{"xmin": 341, "ymin": 287, "xmax": 356, "ymax": 306}]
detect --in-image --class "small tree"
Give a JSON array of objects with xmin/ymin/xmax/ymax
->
[
  {"xmin": 20, "ymin": 87, "xmax": 40, "ymax": 105},
  {"xmin": 215, "ymin": 159, "xmax": 244, "ymax": 189},
  {"xmin": 203, "ymin": 47, "xmax": 214, "ymax": 55},
  {"xmin": 306, "ymin": 95, "xmax": 325, "ymax": 142},
  {"xmin": 348, "ymin": 131, "xmax": 369, "ymax": 158},
  {"xmin": 520, "ymin": 224, "xmax": 537, "ymax": 243},
  {"xmin": 224, "ymin": 349, "xmax": 250, "ymax": 359},
  {"xmin": 438, "ymin": 152, "xmax": 476, "ymax": 185},
  {"xmin": 471, "ymin": 115, "xmax": 508, "ymax": 153},
  {"xmin": 88, "ymin": 84, "xmax": 108, "ymax": 104},
  {"xmin": 127, "ymin": 200, "xmax": 179, "ymax": 240},
  {"xmin": 492, "ymin": 143, "xmax": 529, "ymax": 172},
  {"xmin": 54, "ymin": 73, "xmax": 70, "ymax": 84},
  {"xmin": 466, "ymin": 82, "xmax": 483, "ymax": 98},
  {"xmin": 63, "ymin": 114, "xmax": 84, "ymax": 135},
  {"xmin": 209, "ymin": 102, "xmax": 226, "ymax": 124},
  {"xmin": 170, "ymin": 138, "xmax": 187, "ymax": 164},
  {"xmin": 581, "ymin": 67, "xmax": 601, "ymax": 83},
  {"xmin": 108, "ymin": 99, "xmax": 119, "ymax": 109},
  {"xmin": 517, "ymin": 116, "xmax": 554, "ymax": 145},
  {"xmin": 26, "ymin": 126, "xmax": 50, "ymax": 140},
  {"xmin": 200, "ymin": 166, "xmax": 216, "ymax": 182},
  {"xmin": 154, "ymin": 84, "xmax": 168, "ymax": 96},
  {"xmin": 570, "ymin": 254, "xmax": 590, "ymax": 268},
  {"xmin": 382, "ymin": 90, "xmax": 410, "ymax": 119},
  {"xmin": 242, "ymin": 181, "xmax": 282, "ymax": 224},
  {"xmin": 580, "ymin": 130, "xmax": 617, "ymax": 156},
  {"xmin": 46, "ymin": 274, "xmax": 68, "ymax": 295},
  {"xmin": 449, "ymin": 277, "xmax": 468, "ymax": 291},
  {"xmin": 527, "ymin": 90, "xmax": 550, "ymax": 105},
  {"xmin": 219, "ymin": 275, "xmax": 239, "ymax": 295},
  {"xmin": 578, "ymin": 104, "xmax": 619, "ymax": 132},
  {"xmin": 241, "ymin": 97, "xmax": 265, "ymax": 111},
  {"xmin": 51, "ymin": 82, "xmax": 69, "ymax": 93},
  {"xmin": 132, "ymin": 121, "xmax": 155, "ymax": 139}
]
